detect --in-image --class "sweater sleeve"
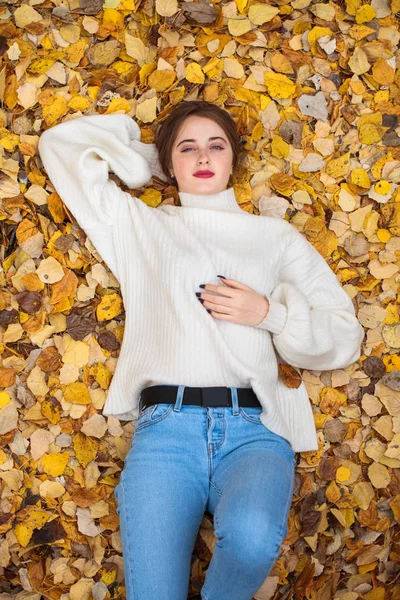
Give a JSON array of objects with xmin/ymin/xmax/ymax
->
[
  {"xmin": 255, "ymin": 222, "xmax": 365, "ymax": 371},
  {"xmin": 38, "ymin": 113, "xmax": 166, "ymax": 229},
  {"xmin": 38, "ymin": 113, "xmax": 166, "ymax": 281}
]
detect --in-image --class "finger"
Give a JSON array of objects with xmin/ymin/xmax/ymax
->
[
  {"xmin": 203, "ymin": 299, "xmax": 233, "ymax": 315},
  {"xmin": 209, "ymin": 309, "xmax": 234, "ymax": 321},
  {"xmin": 217, "ymin": 278, "xmax": 249, "ymax": 290},
  {"xmin": 200, "ymin": 285, "xmax": 233, "ymax": 298},
  {"xmin": 201, "ymin": 292, "xmax": 234, "ymax": 306}
]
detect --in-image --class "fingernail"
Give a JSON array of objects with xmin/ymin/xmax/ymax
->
[
  {"xmin": 198, "ymin": 298, "xmax": 204, "ymax": 304},
  {"xmin": 199, "ymin": 284, "xmax": 206, "ymax": 288},
  {"xmin": 195, "ymin": 292, "xmax": 201, "ymax": 296},
  {"xmin": 217, "ymin": 275, "xmax": 226, "ymax": 279},
  {"xmin": 206, "ymin": 309, "xmax": 212, "ymax": 314}
]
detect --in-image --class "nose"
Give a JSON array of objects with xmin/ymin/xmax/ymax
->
[{"xmin": 197, "ymin": 149, "xmax": 210, "ymax": 165}]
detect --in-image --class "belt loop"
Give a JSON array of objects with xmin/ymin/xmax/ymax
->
[
  {"xmin": 230, "ymin": 387, "xmax": 239, "ymax": 416},
  {"xmin": 174, "ymin": 385, "xmax": 185, "ymax": 412}
]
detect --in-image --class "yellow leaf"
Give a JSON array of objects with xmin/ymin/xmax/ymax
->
[
  {"xmin": 0, "ymin": 391, "xmax": 10, "ymax": 409},
  {"xmin": 42, "ymin": 94, "xmax": 68, "ymax": 127},
  {"xmin": 235, "ymin": 0, "xmax": 248, "ymax": 12},
  {"xmin": 269, "ymin": 173, "xmax": 297, "ymax": 195},
  {"xmin": 125, "ymin": 32, "xmax": 149, "ymax": 67},
  {"xmin": 73, "ymin": 431, "xmax": 99, "ymax": 468},
  {"xmin": 139, "ymin": 62, "xmax": 157, "ymax": 86},
  {"xmin": 67, "ymin": 38, "xmax": 91, "ymax": 65},
  {"xmin": 112, "ymin": 61, "xmax": 134, "ymax": 75},
  {"xmin": 325, "ymin": 152, "xmax": 351, "ymax": 179},
  {"xmin": 91, "ymin": 362, "xmax": 112, "ymax": 390},
  {"xmin": 0, "ymin": 449, "xmax": 7, "ymax": 466},
  {"xmin": 96, "ymin": 293, "xmax": 123, "ymax": 321},
  {"xmin": 102, "ymin": 8, "xmax": 124, "ymax": 31},
  {"xmin": 228, "ymin": 18, "xmax": 252, "ymax": 36},
  {"xmin": 326, "ymin": 480, "xmax": 341, "ymax": 503},
  {"xmin": 0, "ymin": 131, "xmax": 19, "ymax": 152},
  {"xmin": 64, "ymin": 381, "xmax": 91, "ymax": 405},
  {"xmin": 135, "ymin": 96, "xmax": 157, "ymax": 123},
  {"xmin": 349, "ymin": 168, "xmax": 370, "ymax": 189},
  {"xmin": 271, "ymin": 136, "xmax": 290, "ymax": 159},
  {"xmin": 376, "ymin": 228, "xmax": 391, "ymax": 243},
  {"xmin": 264, "ymin": 72, "xmax": 296, "ymax": 98},
  {"xmin": 28, "ymin": 58, "xmax": 57, "ymax": 74},
  {"xmin": 345, "ymin": 0, "xmax": 361, "ymax": 15},
  {"xmin": 42, "ymin": 452, "xmax": 70, "ymax": 477},
  {"xmin": 248, "ymin": 4, "xmax": 279, "ymax": 25},
  {"xmin": 41, "ymin": 396, "xmax": 62, "ymax": 424},
  {"xmin": 374, "ymin": 180, "xmax": 391, "ymax": 195},
  {"xmin": 355, "ymin": 4, "xmax": 376, "ymax": 23},
  {"xmin": 348, "ymin": 47, "xmax": 371, "ymax": 75},
  {"xmin": 336, "ymin": 466, "xmax": 351, "ymax": 483},
  {"xmin": 319, "ymin": 387, "xmax": 347, "ymax": 416},
  {"xmin": 117, "ymin": 0, "xmax": 135, "ymax": 7},
  {"xmin": 148, "ymin": 69, "xmax": 176, "ymax": 92},
  {"xmin": 105, "ymin": 97, "xmax": 132, "ymax": 113},
  {"xmin": 252, "ymin": 121, "xmax": 263, "ymax": 142},
  {"xmin": 383, "ymin": 354, "xmax": 400, "ymax": 371},
  {"xmin": 155, "ymin": 0, "xmax": 178, "ymax": 17},
  {"xmin": 372, "ymin": 58, "xmax": 395, "ymax": 86},
  {"xmin": 14, "ymin": 523, "xmax": 34, "ymax": 548},
  {"xmin": 139, "ymin": 188, "xmax": 162, "ymax": 208},
  {"xmin": 203, "ymin": 57, "xmax": 224, "ymax": 80},
  {"xmin": 359, "ymin": 123, "xmax": 385, "ymax": 144},
  {"xmin": 270, "ymin": 52, "xmax": 294, "ymax": 75},
  {"xmin": 307, "ymin": 26, "xmax": 334, "ymax": 55},
  {"xmin": 87, "ymin": 86, "xmax": 100, "ymax": 101},
  {"xmin": 356, "ymin": 112, "xmax": 382, "ymax": 129},
  {"xmin": 313, "ymin": 413, "xmax": 327, "ymax": 429},
  {"xmin": 67, "ymin": 96, "xmax": 92, "ymax": 112},
  {"xmin": 185, "ymin": 62, "xmax": 205, "ymax": 84},
  {"xmin": 370, "ymin": 153, "xmax": 393, "ymax": 179}
]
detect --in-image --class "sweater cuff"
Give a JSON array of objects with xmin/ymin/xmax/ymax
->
[
  {"xmin": 130, "ymin": 139, "xmax": 167, "ymax": 182},
  {"xmin": 255, "ymin": 296, "xmax": 288, "ymax": 335}
]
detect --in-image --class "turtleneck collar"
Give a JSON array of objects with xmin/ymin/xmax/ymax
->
[{"xmin": 178, "ymin": 186, "xmax": 244, "ymax": 214}]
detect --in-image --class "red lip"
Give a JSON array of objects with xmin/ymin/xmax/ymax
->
[{"xmin": 194, "ymin": 171, "xmax": 214, "ymax": 178}]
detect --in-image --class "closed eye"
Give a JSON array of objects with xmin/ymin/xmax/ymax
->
[{"xmin": 181, "ymin": 145, "xmax": 225, "ymax": 152}]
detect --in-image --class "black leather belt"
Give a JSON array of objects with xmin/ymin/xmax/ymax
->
[{"xmin": 139, "ymin": 385, "xmax": 261, "ymax": 412}]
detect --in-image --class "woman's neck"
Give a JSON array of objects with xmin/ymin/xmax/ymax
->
[{"xmin": 178, "ymin": 186, "xmax": 244, "ymax": 214}]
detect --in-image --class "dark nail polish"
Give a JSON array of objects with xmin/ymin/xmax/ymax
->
[
  {"xmin": 206, "ymin": 309, "xmax": 212, "ymax": 314},
  {"xmin": 199, "ymin": 284, "xmax": 206, "ymax": 288},
  {"xmin": 198, "ymin": 298, "xmax": 204, "ymax": 304},
  {"xmin": 217, "ymin": 275, "xmax": 226, "ymax": 279}
]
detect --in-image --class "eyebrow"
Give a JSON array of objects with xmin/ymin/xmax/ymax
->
[{"xmin": 176, "ymin": 136, "xmax": 227, "ymax": 148}]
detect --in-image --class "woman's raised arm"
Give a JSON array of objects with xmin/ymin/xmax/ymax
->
[
  {"xmin": 38, "ymin": 112, "xmax": 164, "ymax": 229},
  {"xmin": 256, "ymin": 221, "xmax": 365, "ymax": 371},
  {"xmin": 38, "ymin": 113, "xmax": 165, "ymax": 280}
]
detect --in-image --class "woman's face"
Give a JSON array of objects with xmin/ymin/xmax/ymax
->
[{"xmin": 169, "ymin": 115, "xmax": 234, "ymax": 195}]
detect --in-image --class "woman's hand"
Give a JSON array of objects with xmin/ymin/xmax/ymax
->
[{"xmin": 196, "ymin": 277, "xmax": 270, "ymax": 326}]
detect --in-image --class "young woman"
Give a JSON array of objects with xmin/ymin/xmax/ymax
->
[{"xmin": 38, "ymin": 100, "xmax": 364, "ymax": 600}]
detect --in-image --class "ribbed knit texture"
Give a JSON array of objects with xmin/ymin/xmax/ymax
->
[{"xmin": 38, "ymin": 113, "xmax": 365, "ymax": 452}]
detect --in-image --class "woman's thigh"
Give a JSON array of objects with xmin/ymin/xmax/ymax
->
[
  {"xmin": 208, "ymin": 407, "xmax": 296, "ymax": 567},
  {"xmin": 115, "ymin": 403, "xmax": 210, "ymax": 600}
]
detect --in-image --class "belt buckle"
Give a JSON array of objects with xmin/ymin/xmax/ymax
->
[{"xmin": 200, "ymin": 387, "xmax": 229, "ymax": 407}]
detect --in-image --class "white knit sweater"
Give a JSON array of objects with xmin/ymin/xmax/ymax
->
[{"xmin": 38, "ymin": 113, "xmax": 365, "ymax": 452}]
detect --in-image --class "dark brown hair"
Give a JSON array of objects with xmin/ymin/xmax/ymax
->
[{"xmin": 155, "ymin": 100, "xmax": 244, "ymax": 187}]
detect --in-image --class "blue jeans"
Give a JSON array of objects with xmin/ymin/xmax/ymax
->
[{"xmin": 115, "ymin": 386, "xmax": 296, "ymax": 600}]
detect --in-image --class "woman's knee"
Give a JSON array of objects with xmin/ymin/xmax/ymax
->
[{"xmin": 217, "ymin": 514, "xmax": 286, "ymax": 570}]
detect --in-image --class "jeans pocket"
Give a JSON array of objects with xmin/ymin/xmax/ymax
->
[
  {"xmin": 135, "ymin": 403, "xmax": 173, "ymax": 432},
  {"xmin": 239, "ymin": 406, "xmax": 263, "ymax": 424}
]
